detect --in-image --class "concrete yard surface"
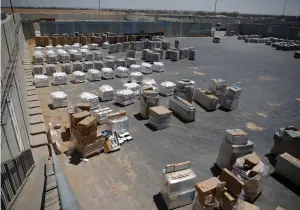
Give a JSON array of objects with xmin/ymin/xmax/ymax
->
[{"xmin": 33, "ymin": 35, "xmax": 300, "ymax": 210}]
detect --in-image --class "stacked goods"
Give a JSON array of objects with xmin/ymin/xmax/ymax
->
[
  {"xmin": 117, "ymin": 132, "xmax": 133, "ymax": 144},
  {"xmin": 41, "ymin": 36, "xmax": 50, "ymax": 47},
  {"xmin": 34, "ymin": 46, "xmax": 44, "ymax": 51},
  {"xmin": 104, "ymin": 133, "xmax": 121, "ymax": 153},
  {"xmin": 174, "ymin": 40, "xmax": 179, "ymax": 49},
  {"xmin": 151, "ymin": 52, "xmax": 160, "ymax": 62},
  {"xmin": 115, "ymin": 89, "xmax": 135, "ymax": 106},
  {"xmin": 116, "ymin": 66, "xmax": 129, "ymax": 78},
  {"xmin": 220, "ymin": 86, "xmax": 242, "ymax": 110},
  {"xmin": 61, "ymin": 63, "xmax": 72, "ymax": 74},
  {"xmin": 162, "ymin": 41, "xmax": 171, "ymax": 50},
  {"xmin": 72, "ymin": 43, "xmax": 80, "ymax": 49},
  {"xmin": 116, "ymin": 43, "xmax": 123, "ymax": 52},
  {"xmin": 60, "ymin": 52, "xmax": 70, "ymax": 63},
  {"xmin": 83, "ymin": 61, "xmax": 94, "ymax": 72},
  {"xmin": 101, "ymin": 67, "xmax": 114, "ymax": 79},
  {"xmin": 175, "ymin": 79, "xmax": 195, "ymax": 103},
  {"xmin": 94, "ymin": 61, "xmax": 104, "ymax": 70},
  {"xmin": 109, "ymin": 44, "xmax": 118, "ymax": 53},
  {"xmin": 215, "ymin": 129, "xmax": 254, "ymax": 170},
  {"xmin": 142, "ymin": 49, "xmax": 150, "ymax": 60},
  {"xmin": 189, "ymin": 49, "xmax": 196, "ymax": 60},
  {"xmin": 116, "ymin": 59, "xmax": 127, "ymax": 67},
  {"xmin": 56, "ymin": 49, "xmax": 67, "ymax": 61},
  {"xmin": 69, "ymin": 49, "xmax": 78, "ymax": 61},
  {"xmin": 123, "ymin": 82, "xmax": 140, "ymax": 96},
  {"xmin": 45, "ymin": 45, "xmax": 54, "ymax": 51},
  {"xmin": 34, "ymin": 75, "xmax": 49, "ymax": 87},
  {"xmin": 169, "ymin": 96, "xmax": 196, "ymax": 122},
  {"xmin": 271, "ymin": 127, "xmax": 300, "ymax": 159},
  {"xmin": 89, "ymin": 43, "xmax": 98, "ymax": 50},
  {"xmin": 195, "ymin": 177, "xmax": 221, "ymax": 207},
  {"xmin": 149, "ymin": 41, "xmax": 155, "ymax": 50},
  {"xmin": 145, "ymin": 50, "xmax": 153, "ymax": 62},
  {"xmin": 127, "ymin": 50, "xmax": 135, "ymax": 58},
  {"xmin": 171, "ymin": 50, "xmax": 180, "ymax": 61},
  {"xmin": 71, "ymin": 112, "xmax": 97, "ymax": 147},
  {"xmin": 179, "ymin": 49, "xmax": 185, "ymax": 59},
  {"xmin": 106, "ymin": 59, "xmax": 115, "ymax": 69},
  {"xmin": 106, "ymin": 110, "xmax": 129, "ymax": 133},
  {"xmin": 102, "ymin": 42, "xmax": 110, "ymax": 49},
  {"xmin": 151, "ymin": 62, "xmax": 164, "ymax": 72},
  {"xmin": 80, "ymin": 36, "xmax": 87, "ymax": 45},
  {"xmin": 183, "ymin": 48, "xmax": 190, "ymax": 58},
  {"xmin": 106, "ymin": 55, "xmax": 115, "ymax": 60},
  {"xmin": 209, "ymin": 79, "xmax": 227, "ymax": 98},
  {"xmin": 93, "ymin": 107, "xmax": 114, "ymax": 125},
  {"xmin": 123, "ymin": 42, "xmax": 130, "ymax": 51},
  {"xmin": 140, "ymin": 86, "xmax": 159, "ymax": 119},
  {"xmin": 275, "ymin": 153, "xmax": 300, "ymax": 187},
  {"xmin": 33, "ymin": 51, "xmax": 44, "ymax": 65},
  {"xmin": 155, "ymin": 41, "xmax": 162, "ymax": 49},
  {"xmin": 194, "ymin": 88, "xmax": 219, "ymax": 111},
  {"xmin": 58, "ymin": 36, "xmax": 66, "ymax": 45},
  {"xmin": 142, "ymin": 79, "xmax": 157, "ymax": 89},
  {"xmin": 127, "ymin": 58, "xmax": 137, "ymax": 67},
  {"xmin": 161, "ymin": 161, "xmax": 196, "ymax": 210},
  {"xmin": 73, "ymin": 51, "xmax": 82, "ymax": 61},
  {"xmin": 130, "ymin": 64, "xmax": 141, "ymax": 72},
  {"xmin": 50, "ymin": 91, "xmax": 68, "ymax": 108},
  {"xmin": 46, "ymin": 64, "xmax": 56, "ymax": 76},
  {"xmin": 72, "ymin": 71, "xmax": 86, "ymax": 83},
  {"xmin": 149, "ymin": 106, "xmax": 172, "ymax": 130},
  {"xmin": 33, "ymin": 65, "xmax": 43, "ymax": 75},
  {"xmin": 35, "ymin": 36, "xmax": 42, "ymax": 46},
  {"xmin": 55, "ymin": 44, "xmax": 63, "ymax": 51},
  {"xmin": 133, "ymin": 41, "xmax": 143, "ymax": 51},
  {"xmin": 87, "ymin": 69, "xmax": 101, "ymax": 81},
  {"xmin": 47, "ymin": 52, "xmax": 58, "ymax": 64},
  {"xmin": 99, "ymin": 85, "xmax": 114, "ymax": 101},
  {"xmin": 64, "ymin": 44, "xmax": 72, "ymax": 51},
  {"xmin": 73, "ymin": 61, "xmax": 84, "ymax": 72},
  {"xmin": 73, "ymin": 37, "xmax": 80, "ymax": 43},
  {"xmin": 130, "ymin": 72, "xmax": 143, "ymax": 83},
  {"xmin": 159, "ymin": 81, "xmax": 176, "ymax": 96},
  {"xmin": 153, "ymin": 48, "xmax": 164, "ymax": 59},
  {"xmin": 78, "ymin": 92, "xmax": 99, "ymax": 110},
  {"xmin": 165, "ymin": 49, "xmax": 172, "ymax": 59},
  {"xmin": 94, "ymin": 51, "xmax": 103, "ymax": 60},
  {"xmin": 53, "ymin": 72, "xmax": 67, "ymax": 85},
  {"xmin": 141, "ymin": 62, "xmax": 152, "ymax": 74},
  {"xmin": 232, "ymin": 153, "xmax": 269, "ymax": 201},
  {"xmin": 84, "ymin": 51, "xmax": 94, "ymax": 61}
]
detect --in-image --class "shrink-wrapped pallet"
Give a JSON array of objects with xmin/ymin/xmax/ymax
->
[
  {"xmin": 34, "ymin": 74, "xmax": 49, "ymax": 87},
  {"xmin": 87, "ymin": 69, "xmax": 101, "ymax": 81},
  {"xmin": 115, "ymin": 89, "xmax": 135, "ymax": 106},
  {"xmin": 159, "ymin": 81, "xmax": 176, "ymax": 96},
  {"xmin": 72, "ymin": 71, "xmax": 86, "ymax": 83},
  {"xmin": 46, "ymin": 64, "xmax": 56, "ymax": 76},
  {"xmin": 50, "ymin": 91, "xmax": 68, "ymax": 108},
  {"xmin": 53, "ymin": 72, "xmax": 67, "ymax": 85},
  {"xmin": 141, "ymin": 62, "xmax": 152, "ymax": 74},
  {"xmin": 94, "ymin": 60, "xmax": 105, "ymax": 70},
  {"xmin": 115, "ymin": 66, "xmax": 129, "ymax": 78},
  {"xmin": 101, "ymin": 67, "xmax": 114, "ymax": 79},
  {"xmin": 61, "ymin": 63, "xmax": 72, "ymax": 74},
  {"xmin": 129, "ymin": 72, "xmax": 143, "ymax": 83},
  {"xmin": 33, "ymin": 65, "xmax": 43, "ymax": 75},
  {"xmin": 123, "ymin": 82, "xmax": 140, "ymax": 96},
  {"xmin": 78, "ymin": 92, "xmax": 99, "ymax": 110},
  {"xmin": 99, "ymin": 85, "xmax": 114, "ymax": 101}
]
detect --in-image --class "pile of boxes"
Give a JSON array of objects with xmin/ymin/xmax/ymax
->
[
  {"xmin": 149, "ymin": 106, "xmax": 172, "ymax": 130},
  {"xmin": 115, "ymin": 89, "xmax": 135, "ymax": 106},
  {"xmin": 193, "ymin": 88, "xmax": 219, "ymax": 111},
  {"xmin": 169, "ymin": 96, "xmax": 196, "ymax": 122},
  {"xmin": 99, "ymin": 85, "xmax": 115, "ymax": 101},
  {"xmin": 72, "ymin": 71, "xmax": 86, "ymax": 83},
  {"xmin": 34, "ymin": 74, "xmax": 49, "ymax": 88},
  {"xmin": 53, "ymin": 72, "xmax": 67, "ymax": 85},
  {"xmin": 50, "ymin": 91, "xmax": 68, "ymax": 108},
  {"xmin": 151, "ymin": 62, "xmax": 164, "ymax": 72},
  {"xmin": 209, "ymin": 79, "xmax": 227, "ymax": 98},
  {"xmin": 175, "ymin": 79, "xmax": 195, "ymax": 103},
  {"xmin": 106, "ymin": 110, "xmax": 129, "ymax": 133},
  {"xmin": 87, "ymin": 69, "xmax": 101, "ymax": 81},
  {"xmin": 140, "ymin": 86, "xmax": 159, "ymax": 119},
  {"xmin": 220, "ymin": 86, "xmax": 242, "ymax": 111},
  {"xmin": 78, "ymin": 92, "xmax": 99, "ymax": 110}
]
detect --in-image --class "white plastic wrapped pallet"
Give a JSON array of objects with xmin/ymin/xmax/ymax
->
[
  {"xmin": 53, "ymin": 72, "xmax": 67, "ymax": 85},
  {"xmin": 34, "ymin": 74, "xmax": 49, "ymax": 87},
  {"xmin": 33, "ymin": 50, "xmax": 43, "ymax": 65},
  {"xmin": 87, "ymin": 69, "xmax": 101, "ymax": 81},
  {"xmin": 73, "ymin": 61, "xmax": 84, "ymax": 72},
  {"xmin": 84, "ymin": 51, "xmax": 94, "ymax": 61},
  {"xmin": 72, "ymin": 71, "xmax": 86, "ymax": 83},
  {"xmin": 78, "ymin": 92, "xmax": 99, "ymax": 110},
  {"xmin": 101, "ymin": 68, "xmax": 114, "ymax": 79},
  {"xmin": 33, "ymin": 65, "xmax": 43, "ymax": 75},
  {"xmin": 46, "ymin": 52, "xmax": 58, "ymax": 64},
  {"xmin": 130, "ymin": 64, "xmax": 141, "ymax": 72},
  {"xmin": 99, "ymin": 85, "xmax": 114, "ymax": 101},
  {"xmin": 127, "ymin": 58, "xmax": 136, "ymax": 67},
  {"xmin": 55, "ymin": 45, "xmax": 63, "ymax": 50},
  {"xmin": 123, "ymin": 82, "xmax": 140, "ymax": 96},
  {"xmin": 89, "ymin": 43, "xmax": 98, "ymax": 50},
  {"xmin": 116, "ymin": 59, "xmax": 127, "ymax": 67},
  {"xmin": 34, "ymin": 46, "xmax": 44, "ymax": 51},
  {"xmin": 106, "ymin": 115, "xmax": 129, "ymax": 133},
  {"xmin": 83, "ymin": 61, "xmax": 94, "ymax": 72},
  {"xmin": 50, "ymin": 91, "xmax": 68, "ymax": 108},
  {"xmin": 46, "ymin": 64, "xmax": 56, "ymax": 76},
  {"xmin": 45, "ymin": 45, "xmax": 54, "ymax": 51},
  {"xmin": 116, "ymin": 66, "xmax": 129, "ymax": 78},
  {"xmin": 115, "ymin": 89, "xmax": 135, "ymax": 106},
  {"xmin": 209, "ymin": 79, "xmax": 227, "ymax": 98},
  {"xmin": 106, "ymin": 59, "xmax": 115, "ymax": 69},
  {"xmin": 61, "ymin": 63, "xmax": 72, "ymax": 74},
  {"xmin": 159, "ymin": 81, "xmax": 176, "ymax": 96},
  {"xmin": 141, "ymin": 62, "xmax": 152, "ymax": 74},
  {"xmin": 151, "ymin": 62, "xmax": 164, "ymax": 72},
  {"xmin": 102, "ymin": 42, "xmax": 110, "ymax": 49},
  {"xmin": 94, "ymin": 51, "xmax": 103, "ymax": 60},
  {"xmin": 64, "ymin": 44, "xmax": 72, "ymax": 51},
  {"xmin": 142, "ymin": 79, "xmax": 157, "ymax": 90},
  {"xmin": 72, "ymin": 43, "xmax": 80, "ymax": 49},
  {"xmin": 94, "ymin": 61, "xmax": 105, "ymax": 70}
]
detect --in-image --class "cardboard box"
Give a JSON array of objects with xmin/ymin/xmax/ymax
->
[
  {"xmin": 73, "ymin": 130, "xmax": 97, "ymax": 146},
  {"xmin": 77, "ymin": 116, "xmax": 97, "ymax": 129},
  {"xmin": 71, "ymin": 111, "xmax": 90, "ymax": 126},
  {"xmin": 149, "ymin": 106, "xmax": 172, "ymax": 117},
  {"xmin": 245, "ymin": 153, "xmax": 260, "ymax": 168},
  {"xmin": 226, "ymin": 129, "xmax": 248, "ymax": 145},
  {"xmin": 222, "ymin": 191, "xmax": 237, "ymax": 210},
  {"xmin": 76, "ymin": 102, "xmax": 91, "ymax": 111},
  {"xmin": 196, "ymin": 177, "xmax": 221, "ymax": 205},
  {"xmin": 219, "ymin": 169, "xmax": 244, "ymax": 196},
  {"xmin": 249, "ymin": 164, "xmax": 261, "ymax": 177}
]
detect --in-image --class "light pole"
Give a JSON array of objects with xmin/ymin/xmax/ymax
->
[
  {"xmin": 214, "ymin": 0, "xmax": 218, "ymax": 16},
  {"xmin": 282, "ymin": 0, "xmax": 287, "ymax": 16},
  {"xmin": 98, "ymin": 0, "xmax": 101, "ymax": 20}
]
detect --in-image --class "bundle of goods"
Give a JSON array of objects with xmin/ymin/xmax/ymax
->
[
  {"xmin": 175, "ymin": 79, "xmax": 195, "ymax": 103},
  {"xmin": 123, "ymin": 82, "xmax": 140, "ymax": 96},
  {"xmin": 149, "ymin": 41, "xmax": 155, "ymax": 50},
  {"xmin": 106, "ymin": 59, "xmax": 115, "ymax": 69},
  {"xmin": 159, "ymin": 81, "xmax": 176, "ymax": 96},
  {"xmin": 140, "ymin": 86, "xmax": 159, "ymax": 119},
  {"xmin": 129, "ymin": 72, "xmax": 142, "ymax": 83},
  {"xmin": 165, "ymin": 49, "xmax": 172, "ymax": 59},
  {"xmin": 106, "ymin": 110, "xmax": 129, "ymax": 133},
  {"xmin": 153, "ymin": 48, "xmax": 164, "ymax": 59},
  {"xmin": 117, "ymin": 132, "xmax": 133, "ymax": 144},
  {"xmin": 123, "ymin": 42, "xmax": 130, "ymax": 51},
  {"xmin": 64, "ymin": 44, "xmax": 72, "ymax": 51},
  {"xmin": 69, "ymin": 49, "xmax": 79, "ymax": 61},
  {"xmin": 33, "ymin": 51, "xmax": 44, "ymax": 65},
  {"xmin": 106, "ymin": 55, "xmax": 115, "ymax": 60},
  {"xmin": 84, "ymin": 51, "xmax": 94, "ymax": 61},
  {"xmin": 130, "ymin": 64, "xmax": 141, "ymax": 72},
  {"xmin": 115, "ymin": 89, "xmax": 135, "ymax": 106},
  {"xmin": 56, "ymin": 49, "xmax": 66, "ymax": 60},
  {"xmin": 193, "ymin": 88, "xmax": 219, "ymax": 111},
  {"xmin": 171, "ymin": 50, "xmax": 180, "ymax": 61},
  {"xmin": 151, "ymin": 62, "xmax": 164, "ymax": 72},
  {"xmin": 94, "ymin": 60, "xmax": 104, "ymax": 70},
  {"xmin": 275, "ymin": 153, "xmax": 300, "ymax": 187},
  {"xmin": 146, "ymin": 50, "xmax": 153, "ymax": 62},
  {"xmin": 80, "ymin": 45, "xmax": 89, "ymax": 50},
  {"xmin": 209, "ymin": 78, "xmax": 227, "ymax": 98},
  {"xmin": 103, "ymin": 133, "xmax": 121, "ymax": 153},
  {"xmin": 162, "ymin": 41, "xmax": 171, "ymax": 50},
  {"xmin": 179, "ymin": 49, "xmax": 185, "ymax": 59},
  {"xmin": 71, "ymin": 112, "xmax": 98, "ymax": 150},
  {"xmin": 115, "ymin": 66, "xmax": 129, "ymax": 78},
  {"xmin": 109, "ymin": 44, "xmax": 118, "ymax": 54},
  {"xmin": 189, "ymin": 49, "xmax": 196, "ymax": 60},
  {"xmin": 46, "ymin": 64, "xmax": 56, "ymax": 76},
  {"xmin": 127, "ymin": 58, "xmax": 137, "ymax": 67},
  {"xmin": 232, "ymin": 153, "xmax": 269, "ymax": 201},
  {"xmin": 61, "ymin": 63, "xmax": 72, "ymax": 74},
  {"xmin": 33, "ymin": 65, "xmax": 43, "ymax": 75},
  {"xmin": 215, "ymin": 129, "xmax": 254, "ymax": 170},
  {"xmin": 151, "ymin": 52, "xmax": 160, "ymax": 62},
  {"xmin": 94, "ymin": 51, "xmax": 103, "ymax": 60},
  {"xmin": 92, "ymin": 107, "xmax": 114, "ymax": 125},
  {"xmin": 174, "ymin": 40, "xmax": 179, "ymax": 49},
  {"xmin": 45, "ymin": 45, "xmax": 54, "ymax": 51},
  {"xmin": 34, "ymin": 46, "xmax": 44, "ymax": 51},
  {"xmin": 78, "ymin": 92, "xmax": 99, "ymax": 110},
  {"xmin": 132, "ymin": 41, "xmax": 142, "ymax": 51},
  {"xmin": 161, "ymin": 161, "xmax": 196, "ymax": 209},
  {"xmin": 53, "ymin": 72, "xmax": 67, "ymax": 85},
  {"xmin": 89, "ymin": 43, "xmax": 98, "ymax": 50},
  {"xmin": 141, "ymin": 62, "xmax": 152, "ymax": 74},
  {"xmin": 87, "ymin": 69, "xmax": 101, "ymax": 81},
  {"xmin": 142, "ymin": 49, "xmax": 151, "ymax": 60},
  {"xmin": 155, "ymin": 41, "xmax": 162, "ymax": 49},
  {"xmin": 127, "ymin": 50, "xmax": 135, "ymax": 58},
  {"xmin": 142, "ymin": 79, "xmax": 158, "ymax": 91},
  {"xmin": 149, "ymin": 106, "xmax": 172, "ymax": 130},
  {"xmin": 271, "ymin": 126, "xmax": 300, "ymax": 159},
  {"xmin": 60, "ymin": 52, "xmax": 70, "ymax": 63},
  {"xmin": 72, "ymin": 71, "xmax": 86, "ymax": 83},
  {"xmin": 183, "ymin": 48, "xmax": 190, "ymax": 59},
  {"xmin": 116, "ymin": 59, "xmax": 127, "ymax": 67},
  {"xmin": 55, "ymin": 44, "xmax": 63, "ymax": 51},
  {"xmin": 102, "ymin": 42, "xmax": 110, "ymax": 49},
  {"xmin": 47, "ymin": 52, "xmax": 58, "ymax": 64},
  {"xmin": 83, "ymin": 61, "xmax": 94, "ymax": 72},
  {"xmin": 50, "ymin": 91, "xmax": 68, "ymax": 108},
  {"xmin": 45, "ymin": 50, "xmax": 55, "ymax": 61},
  {"xmin": 34, "ymin": 74, "xmax": 49, "ymax": 87},
  {"xmin": 116, "ymin": 43, "xmax": 123, "ymax": 52},
  {"xmin": 73, "ymin": 61, "xmax": 84, "ymax": 72},
  {"xmin": 220, "ymin": 85, "xmax": 242, "ymax": 110},
  {"xmin": 169, "ymin": 96, "xmax": 196, "ymax": 122},
  {"xmin": 99, "ymin": 85, "xmax": 114, "ymax": 101},
  {"xmin": 72, "ymin": 43, "xmax": 81, "ymax": 49},
  {"xmin": 101, "ymin": 68, "xmax": 114, "ymax": 79}
]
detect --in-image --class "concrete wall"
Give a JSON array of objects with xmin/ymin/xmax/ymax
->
[
  {"xmin": 1, "ymin": 14, "xmax": 30, "ymax": 162},
  {"xmin": 39, "ymin": 21, "xmax": 213, "ymax": 37}
]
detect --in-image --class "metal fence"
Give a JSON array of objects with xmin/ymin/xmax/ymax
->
[{"xmin": 1, "ymin": 149, "xmax": 35, "ymax": 210}]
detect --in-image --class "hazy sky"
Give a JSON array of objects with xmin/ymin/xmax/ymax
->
[{"xmin": 2, "ymin": 0, "xmax": 300, "ymax": 15}]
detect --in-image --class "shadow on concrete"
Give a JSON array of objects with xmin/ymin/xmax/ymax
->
[
  {"xmin": 133, "ymin": 113, "xmax": 147, "ymax": 121},
  {"xmin": 171, "ymin": 112, "xmax": 194, "ymax": 124},
  {"xmin": 113, "ymin": 102, "xmax": 126, "ymax": 107},
  {"xmin": 193, "ymin": 101, "xmax": 216, "ymax": 112},
  {"xmin": 265, "ymin": 153, "xmax": 277, "ymax": 167},
  {"xmin": 210, "ymin": 164, "xmax": 221, "ymax": 177},
  {"xmin": 61, "ymin": 129, "xmax": 71, "ymax": 142},
  {"xmin": 153, "ymin": 193, "xmax": 168, "ymax": 210},
  {"xmin": 218, "ymin": 107, "xmax": 231, "ymax": 112},
  {"xmin": 270, "ymin": 172, "xmax": 300, "ymax": 196},
  {"xmin": 68, "ymin": 150, "xmax": 82, "ymax": 165},
  {"xmin": 144, "ymin": 123, "xmax": 158, "ymax": 132}
]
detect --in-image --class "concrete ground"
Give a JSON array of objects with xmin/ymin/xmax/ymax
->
[{"xmin": 33, "ymin": 35, "xmax": 300, "ymax": 210}]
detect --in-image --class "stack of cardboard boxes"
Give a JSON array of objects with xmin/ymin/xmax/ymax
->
[
  {"xmin": 140, "ymin": 87, "xmax": 159, "ymax": 119},
  {"xmin": 149, "ymin": 106, "xmax": 172, "ymax": 130},
  {"xmin": 194, "ymin": 88, "xmax": 219, "ymax": 111},
  {"xmin": 169, "ymin": 96, "xmax": 196, "ymax": 122}
]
